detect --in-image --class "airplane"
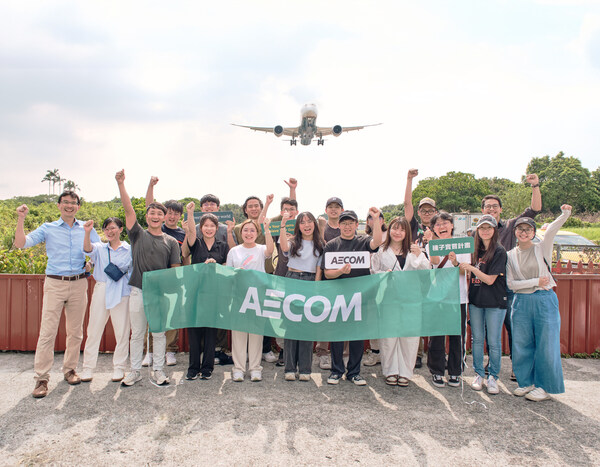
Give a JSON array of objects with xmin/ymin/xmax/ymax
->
[{"xmin": 232, "ymin": 103, "xmax": 381, "ymax": 146}]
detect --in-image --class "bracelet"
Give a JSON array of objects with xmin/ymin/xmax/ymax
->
[{"xmin": 531, "ymin": 183, "xmax": 540, "ymax": 188}]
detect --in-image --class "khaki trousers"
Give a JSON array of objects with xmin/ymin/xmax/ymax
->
[
  {"xmin": 34, "ymin": 277, "xmax": 88, "ymax": 382},
  {"xmin": 231, "ymin": 331, "xmax": 263, "ymax": 374}
]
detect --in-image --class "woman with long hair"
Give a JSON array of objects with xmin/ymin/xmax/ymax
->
[
  {"xmin": 371, "ymin": 216, "xmax": 430, "ymax": 387},
  {"xmin": 279, "ymin": 211, "xmax": 324, "ymax": 381},
  {"xmin": 81, "ymin": 217, "xmax": 132, "ymax": 383},
  {"xmin": 459, "ymin": 214, "xmax": 507, "ymax": 395},
  {"xmin": 507, "ymin": 204, "xmax": 571, "ymax": 401},
  {"xmin": 183, "ymin": 203, "xmax": 230, "ymax": 381},
  {"xmin": 226, "ymin": 217, "xmax": 274, "ymax": 382}
]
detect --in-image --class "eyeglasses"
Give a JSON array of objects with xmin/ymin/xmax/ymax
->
[
  {"xmin": 419, "ymin": 209, "xmax": 436, "ymax": 215},
  {"xmin": 483, "ymin": 204, "xmax": 501, "ymax": 210},
  {"xmin": 516, "ymin": 227, "xmax": 534, "ymax": 233},
  {"xmin": 340, "ymin": 221, "xmax": 356, "ymax": 227},
  {"xmin": 60, "ymin": 200, "xmax": 79, "ymax": 206},
  {"xmin": 103, "ymin": 226, "xmax": 120, "ymax": 231}
]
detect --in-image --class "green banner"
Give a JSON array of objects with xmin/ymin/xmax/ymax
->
[
  {"xmin": 142, "ymin": 264, "xmax": 461, "ymax": 340},
  {"xmin": 185, "ymin": 211, "xmax": 234, "ymax": 223},
  {"xmin": 428, "ymin": 237, "xmax": 474, "ymax": 257},
  {"xmin": 261, "ymin": 220, "xmax": 296, "ymax": 235}
]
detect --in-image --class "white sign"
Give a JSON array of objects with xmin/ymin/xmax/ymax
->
[{"xmin": 324, "ymin": 251, "xmax": 371, "ymax": 269}]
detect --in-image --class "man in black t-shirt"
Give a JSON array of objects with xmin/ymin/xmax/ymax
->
[
  {"xmin": 322, "ymin": 208, "xmax": 383, "ymax": 386},
  {"xmin": 404, "ymin": 168, "xmax": 437, "ymax": 367}
]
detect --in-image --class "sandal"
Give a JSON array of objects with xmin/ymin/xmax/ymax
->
[
  {"xmin": 385, "ymin": 375, "xmax": 399, "ymax": 386},
  {"xmin": 397, "ymin": 377, "xmax": 409, "ymax": 387}
]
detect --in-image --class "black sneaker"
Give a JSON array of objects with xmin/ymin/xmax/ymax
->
[
  {"xmin": 200, "ymin": 371, "xmax": 212, "ymax": 380},
  {"xmin": 415, "ymin": 356, "xmax": 422, "ymax": 369},
  {"xmin": 276, "ymin": 350, "xmax": 285, "ymax": 367},
  {"xmin": 510, "ymin": 371, "xmax": 516, "ymax": 381},
  {"xmin": 327, "ymin": 373, "xmax": 342, "ymax": 385},
  {"xmin": 447, "ymin": 375, "xmax": 460, "ymax": 387},
  {"xmin": 186, "ymin": 370, "xmax": 199, "ymax": 380},
  {"xmin": 349, "ymin": 375, "xmax": 367, "ymax": 386},
  {"xmin": 215, "ymin": 351, "xmax": 233, "ymax": 366},
  {"xmin": 431, "ymin": 374, "xmax": 445, "ymax": 387}
]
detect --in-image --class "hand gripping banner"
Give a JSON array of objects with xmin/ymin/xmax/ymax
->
[{"xmin": 142, "ymin": 263, "xmax": 461, "ymax": 340}]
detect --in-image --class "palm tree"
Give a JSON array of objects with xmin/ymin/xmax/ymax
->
[
  {"xmin": 63, "ymin": 180, "xmax": 80, "ymax": 192},
  {"xmin": 50, "ymin": 169, "xmax": 61, "ymax": 194},
  {"xmin": 41, "ymin": 170, "xmax": 54, "ymax": 195}
]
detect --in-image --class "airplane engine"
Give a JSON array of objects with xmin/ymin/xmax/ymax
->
[
  {"xmin": 274, "ymin": 125, "xmax": 284, "ymax": 137},
  {"xmin": 332, "ymin": 125, "xmax": 343, "ymax": 137}
]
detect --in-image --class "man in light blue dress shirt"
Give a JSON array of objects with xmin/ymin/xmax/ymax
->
[{"xmin": 14, "ymin": 190, "xmax": 100, "ymax": 398}]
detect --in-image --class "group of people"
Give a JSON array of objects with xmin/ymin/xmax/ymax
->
[{"xmin": 14, "ymin": 168, "xmax": 569, "ymax": 403}]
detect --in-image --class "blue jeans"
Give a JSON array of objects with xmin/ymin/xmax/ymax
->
[
  {"xmin": 511, "ymin": 290, "xmax": 564, "ymax": 394},
  {"xmin": 469, "ymin": 305, "xmax": 506, "ymax": 379}
]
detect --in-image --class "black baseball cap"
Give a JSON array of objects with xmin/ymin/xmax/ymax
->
[
  {"xmin": 514, "ymin": 217, "xmax": 537, "ymax": 233},
  {"xmin": 339, "ymin": 210, "xmax": 358, "ymax": 222},
  {"xmin": 326, "ymin": 197, "xmax": 344, "ymax": 209}
]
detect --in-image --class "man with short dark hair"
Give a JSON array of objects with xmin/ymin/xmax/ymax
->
[
  {"xmin": 14, "ymin": 190, "xmax": 101, "ymax": 398},
  {"xmin": 144, "ymin": 176, "xmax": 188, "ymax": 367},
  {"xmin": 322, "ymin": 208, "xmax": 384, "ymax": 386},
  {"xmin": 116, "ymin": 170, "xmax": 181, "ymax": 387}
]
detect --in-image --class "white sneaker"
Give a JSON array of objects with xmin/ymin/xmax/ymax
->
[
  {"xmin": 166, "ymin": 352, "xmax": 177, "ymax": 366},
  {"xmin": 362, "ymin": 350, "xmax": 380, "ymax": 366},
  {"xmin": 142, "ymin": 353, "xmax": 153, "ymax": 367},
  {"xmin": 471, "ymin": 374, "xmax": 484, "ymax": 391},
  {"xmin": 80, "ymin": 368, "xmax": 93, "ymax": 382},
  {"xmin": 299, "ymin": 373, "xmax": 311, "ymax": 382},
  {"xmin": 121, "ymin": 370, "xmax": 142, "ymax": 386},
  {"xmin": 153, "ymin": 369, "xmax": 169, "ymax": 385},
  {"xmin": 284, "ymin": 372, "xmax": 296, "ymax": 381},
  {"xmin": 250, "ymin": 370, "xmax": 262, "ymax": 382},
  {"xmin": 262, "ymin": 351, "xmax": 277, "ymax": 363},
  {"xmin": 112, "ymin": 368, "xmax": 125, "ymax": 382},
  {"xmin": 319, "ymin": 355, "xmax": 332, "ymax": 370},
  {"xmin": 526, "ymin": 387, "xmax": 550, "ymax": 401},
  {"xmin": 513, "ymin": 385, "xmax": 535, "ymax": 397},
  {"xmin": 232, "ymin": 371, "xmax": 244, "ymax": 382},
  {"xmin": 486, "ymin": 376, "xmax": 499, "ymax": 395}
]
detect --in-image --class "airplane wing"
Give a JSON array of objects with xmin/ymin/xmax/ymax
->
[
  {"xmin": 316, "ymin": 123, "xmax": 382, "ymax": 136},
  {"xmin": 231, "ymin": 124, "xmax": 298, "ymax": 137}
]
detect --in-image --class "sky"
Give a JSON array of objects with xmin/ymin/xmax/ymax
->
[{"xmin": 1, "ymin": 0, "xmax": 599, "ymax": 218}]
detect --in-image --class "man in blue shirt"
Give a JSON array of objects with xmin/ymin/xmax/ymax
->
[{"xmin": 14, "ymin": 190, "xmax": 101, "ymax": 398}]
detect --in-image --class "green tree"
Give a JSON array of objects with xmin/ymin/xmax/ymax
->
[
  {"xmin": 412, "ymin": 172, "xmax": 489, "ymax": 212},
  {"xmin": 526, "ymin": 152, "xmax": 600, "ymax": 213},
  {"xmin": 380, "ymin": 204, "xmax": 404, "ymax": 222},
  {"xmin": 63, "ymin": 180, "xmax": 80, "ymax": 192}
]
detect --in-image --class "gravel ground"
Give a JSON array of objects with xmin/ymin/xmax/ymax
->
[{"xmin": 0, "ymin": 352, "xmax": 599, "ymax": 466}]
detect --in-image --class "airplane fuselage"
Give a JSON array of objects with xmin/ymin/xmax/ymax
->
[{"xmin": 299, "ymin": 104, "xmax": 318, "ymax": 145}]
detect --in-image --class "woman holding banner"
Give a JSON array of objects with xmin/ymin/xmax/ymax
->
[
  {"xmin": 507, "ymin": 204, "xmax": 571, "ymax": 402},
  {"xmin": 279, "ymin": 211, "xmax": 324, "ymax": 382},
  {"xmin": 371, "ymin": 217, "xmax": 430, "ymax": 386},
  {"xmin": 459, "ymin": 215, "xmax": 507, "ymax": 395},
  {"xmin": 226, "ymin": 217, "xmax": 274, "ymax": 382},
  {"xmin": 183, "ymin": 203, "xmax": 230, "ymax": 381},
  {"xmin": 426, "ymin": 211, "xmax": 469, "ymax": 388}
]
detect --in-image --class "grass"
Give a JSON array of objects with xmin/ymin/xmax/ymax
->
[{"xmin": 568, "ymin": 227, "xmax": 600, "ymax": 244}]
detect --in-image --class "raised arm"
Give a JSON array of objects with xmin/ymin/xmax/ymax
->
[
  {"xmin": 226, "ymin": 219, "xmax": 236, "ymax": 249},
  {"xmin": 83, "ymin": 220, "xmax": 94, "ymax": 253},
  {"xmin": 279, "ymin": 213, "xmax": 291, "ymax": 253},
  {"xmin": 284, "ymin": 178, "xmax": 297, "ymax": 201},
  {"xmin": 526, "ymin": 173, "xmax": 542, "ymax": 212},
  {"xmin": 115, "ymin": 169, "xmax": 137, "ymax": 231},
  {"xmin": 263, "ymin": 218, "xmax": 275, "ymax": 258},
  {"xmin": 145, "ymin": 176, "xmax": 159, "ymax": 208},
  {"xmin": 13, "ymin": 204, "xmax": 29, "ymax": 248},
  {"xmin": 258, "ymin": 193, "xmax": 274, "ymax": 224},
  {"xmin": 368, "ymin": 207, "xmax": 384, "ymax": 249},
  {"xmin": 541, "ymin": 204, "xmax": 571, "ymax": 261},
  {"xmin": 185, "ymin": 202, "xmax": 197, "ymax": 247},
  {"xmin": 404, "ymin": 169, "xmax": 418, "ymax": 222}
]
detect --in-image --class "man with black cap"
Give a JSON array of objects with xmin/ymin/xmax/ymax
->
[{"xmin": 321, "ymin": 207, "xmax": 384, "ymax": 386}]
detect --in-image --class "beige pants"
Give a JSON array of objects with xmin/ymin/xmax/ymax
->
[
  {"xmin": 34, "ymin": 277, "xmax": 88, "ymax": 382},
  {"xmin": 380, "ymin": 336, "xmax": 420, "ymax": 379},
  {"xmin": 145, "ymin": 328, "xmax": 179, "ymax": 353},
  {"xmin": 231, "ymin": 331, "xmax": 263, "ymax": 374}
]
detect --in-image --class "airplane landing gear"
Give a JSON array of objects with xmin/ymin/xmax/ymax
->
[
  {"xmin": 290, "ymin": 139, "xmax": 297, "ymax": 146},
  {"xmin": 317, "ymin": 138, "xmax": 324, "ymax": 146}
]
